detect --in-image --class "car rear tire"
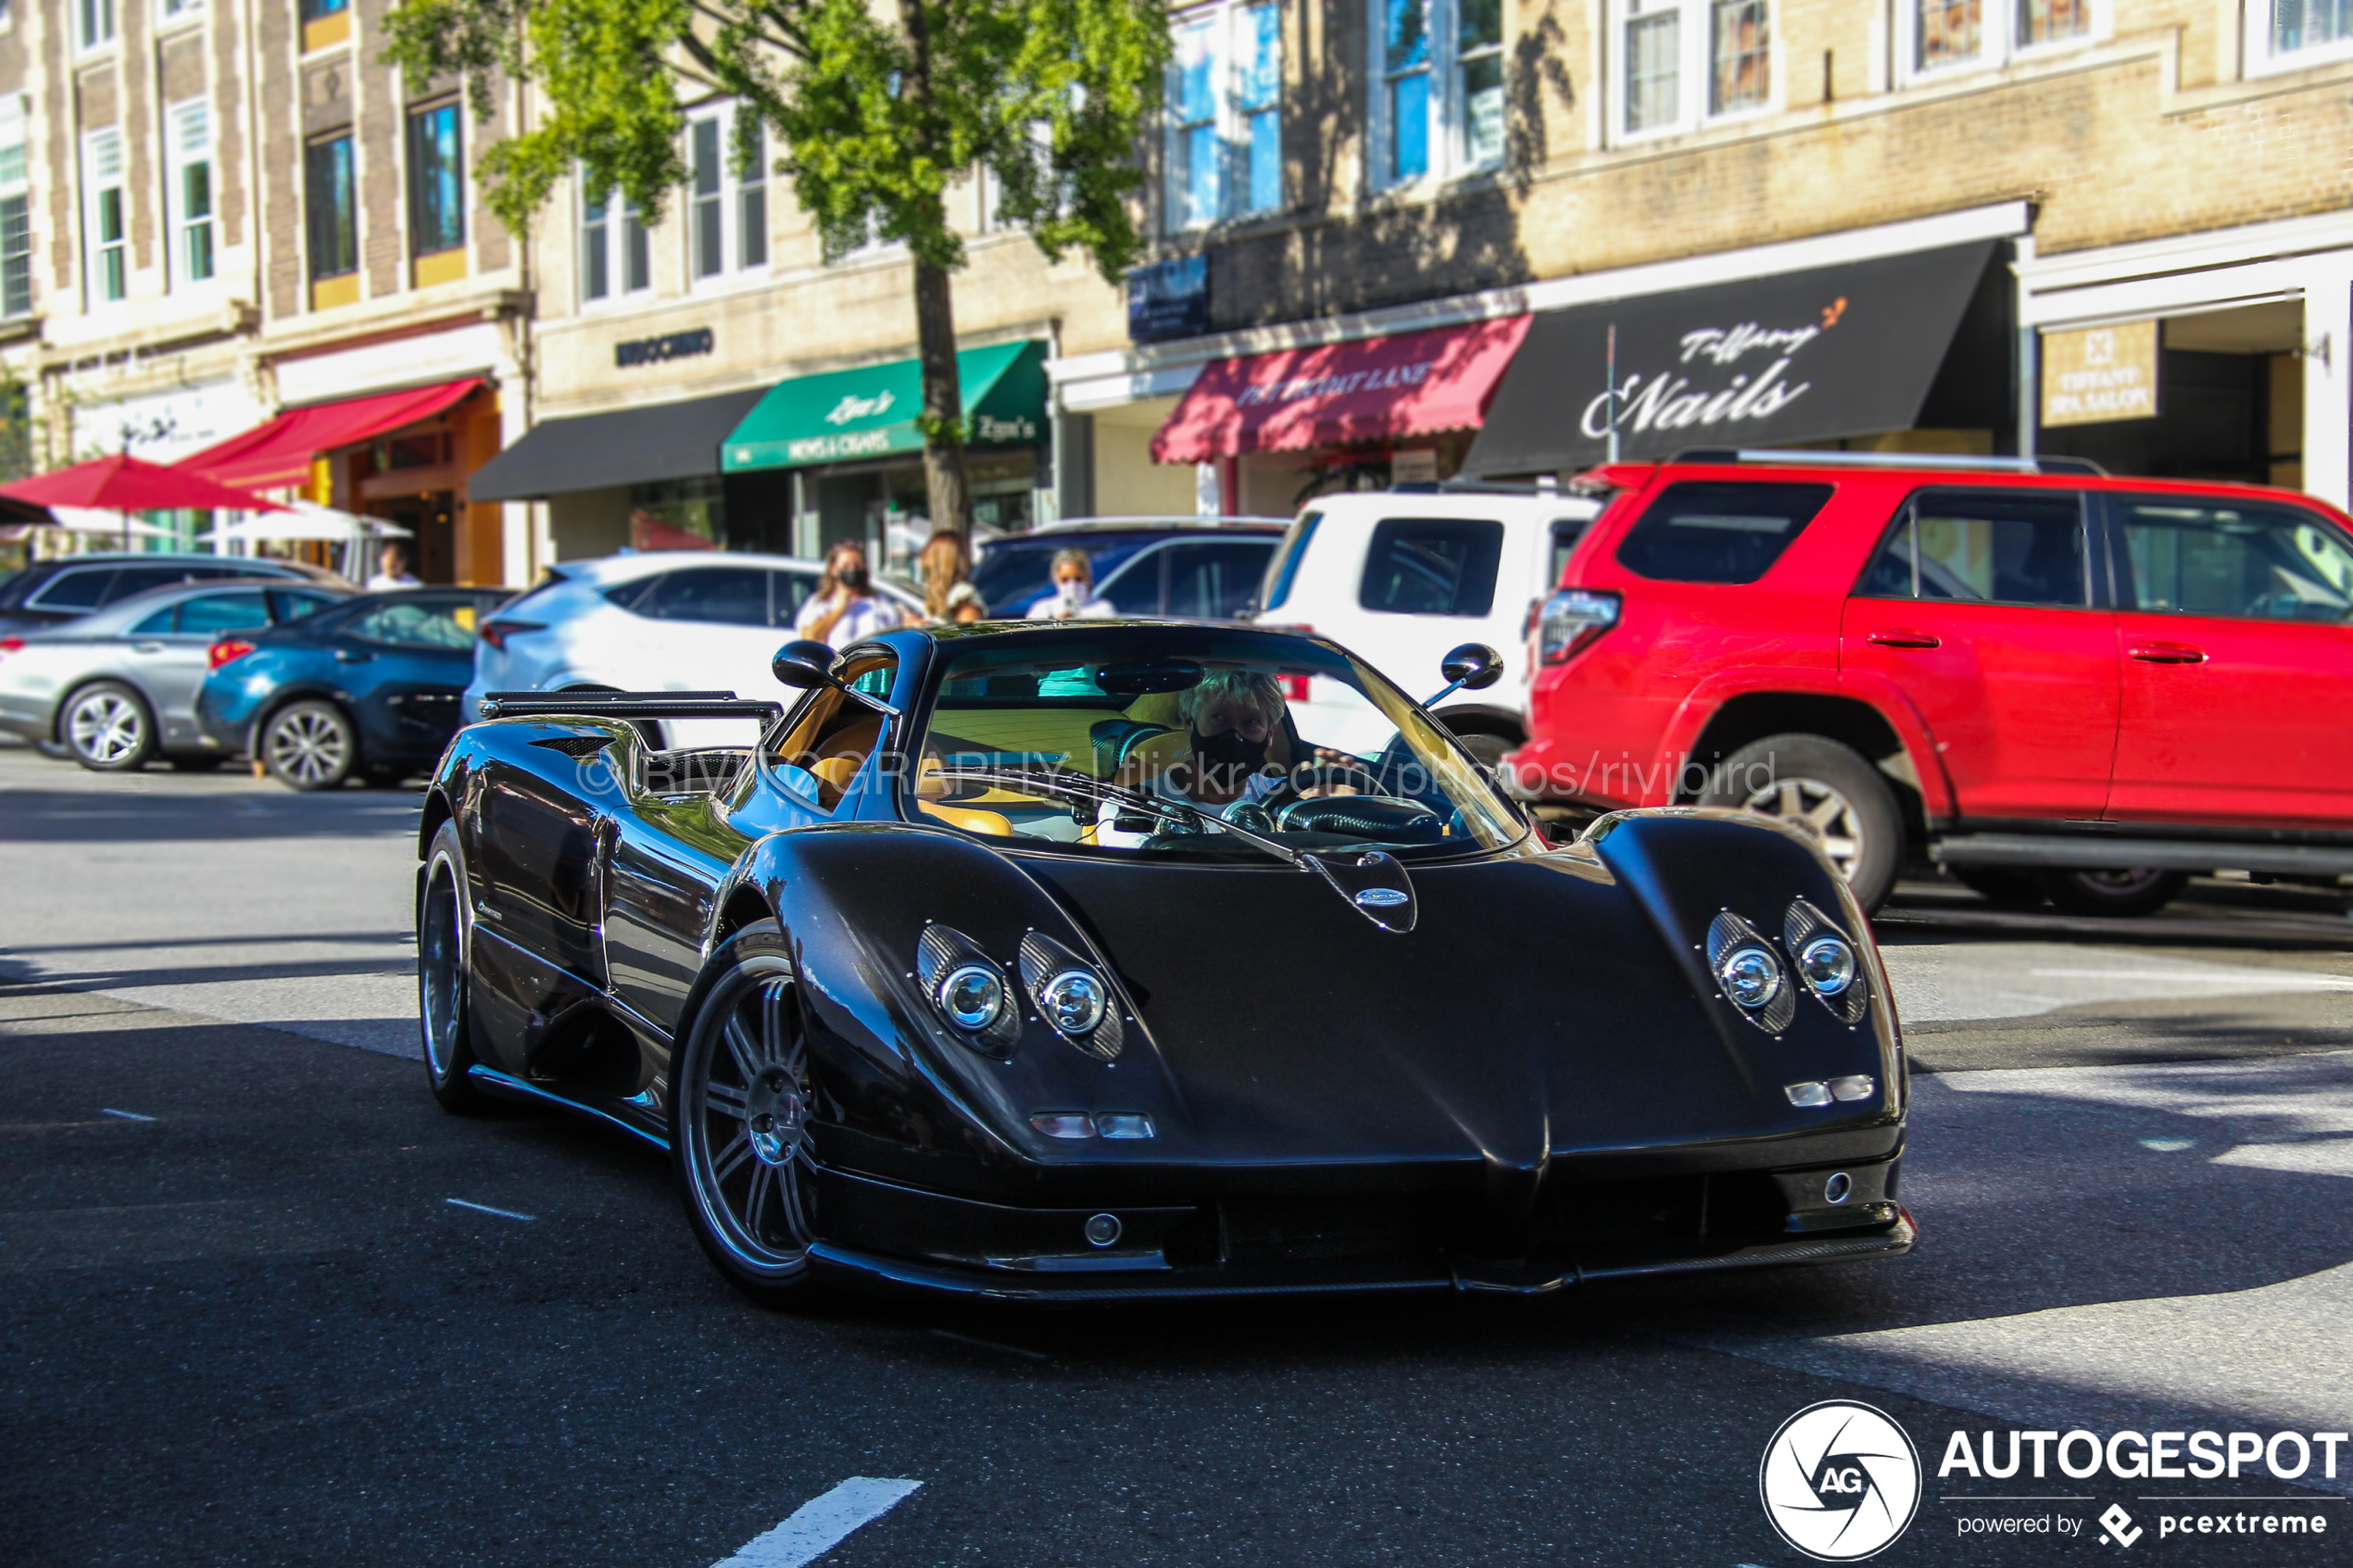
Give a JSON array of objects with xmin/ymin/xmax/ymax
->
[
  {"xmin": 1445, "ymin": 730, "xmax": 1514, "ymax": 776},
  {"xmin": 2040, "ymin": 867, "xmax": 2189, "ymax": 918},
  {"xmin": 262, "ymin": 700, "xmax": 357, "ymax": 791},
  {"xmin": 1701, "ymin": 734, "xmax": 1904, "ymax": 913},
  {"xmin": 419, "ymin": 822, "xmax": 493, "ymax": 1114},
  {"xmin": 61, "ymin": 682, "xmax": 156, "ymax": 771},
  {"xmin": 1951, "ymin": 866, "xmax": 2045, "ymax": 907},
  {"xmin": 672, "ymin": 921, "xmax": 827, "ymax": 1310}
]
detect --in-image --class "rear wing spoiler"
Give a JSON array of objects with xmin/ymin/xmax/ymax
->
[{"xmin": 476, "ymin": 689, "xmax": 785, "ymax": 724}]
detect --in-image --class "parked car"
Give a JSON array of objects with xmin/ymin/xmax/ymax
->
[
  {"xmin": 0, "ymin": 578, "xmax": 349, "ymax": 771},
  {"xmin": 197, "ymin": 587, "xmax": 511, "ymax": 789},
  {"xmin": 968, "ymin": 519, "xmax": 1285, "ymax": 621},
  {"xmin": 463, "ymin": 551, "xmax": 922, "ymax": 747},
  {"xmin": 1250, "ymin": 486, "xmax": 1602, "ymax": 768},
  {"xmin": 416, "ymin": 622, "xmax": 1910, "ymax": 1307},
  {"xmin": 0, "ymin": 552, "xmax": 333, "ymax": 636},
  {"xmin": 1514, "ymin": 448, "xmax": 2353, "ymax": 915}
]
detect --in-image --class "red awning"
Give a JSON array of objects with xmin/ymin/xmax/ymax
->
[
  {"xmin": 174, "ymin": 378, "xmax": 485, "ymax": 491},
  {"xmin": 1151, "ymin": 318, "xmax": 1530, "ymax": 464}
]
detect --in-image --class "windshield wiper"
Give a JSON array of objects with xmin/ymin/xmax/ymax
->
[{"xmin": 932, "ymin": 764, "xmax": 1306, "ymax": 869}]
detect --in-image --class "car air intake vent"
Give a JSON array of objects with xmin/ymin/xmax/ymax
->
[{"xmin": 1219, "ymin": 1198, "xmax": 1454, "ymax": 1265}]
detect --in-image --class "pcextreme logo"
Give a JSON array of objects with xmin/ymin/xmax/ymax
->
[{"xmin": 1760, "ymin": 1400, "xmax": 1924, "ymax": 1561}]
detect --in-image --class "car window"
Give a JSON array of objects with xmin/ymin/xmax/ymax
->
[
  {"xmin": 1099, "ymin": 546, "xmax": 1166, "ymax": 616},
  {"xmin": 1859, "ymin": 489, "xmax": 2089, "ymax": 608},
  {"xmin": 971, "ymin": 536, "xmax": 1156, "ymax": 618},
  {"xmin": 348, "ymin": 596, "xmax": 482, "ymax": 649},
  {"xmin": 106, "ymin": 565, "xmax": 208, "ymax": 602},
  {"xmin": 2115, "ymin": 498, "xmax": 2353, "ymax": 622},
  {"xmin": 1616, "ymin": 482, "xmax": 1834, "ymax": 585},
  {"xmin": 629, "ymin": 567, "xmax": 772, "ymax": 625},
  {"xmin": 1260, "ymin": 511, "xmax": 1322, "ymax": 612},
  {"xmin": 26, "ymin": 568, "xmax": 114, "ymax": 610},
  {"xmin": 1548, "ymin": 519, "xmax": 1588, "ymax": 588},
  {"xmin": 769, "ymin": 571, "xmax": 818, "ymax": 628},
  {"xmin": 1167, "ymin": 540, "xmax": 1275, "ymax": 618},
  {"xmin": 1359, "ymin": 518, "xmax": 1504, "ymax": 616},
  {"xmin": 129, "ymin": 604, "xmax": 180, "ymax": 635},
  {"xmin": 271, "ymin": 589, "xmax": 338, "ymax": 622},
  {"xmin": 174, "ymin": 591, "xmax": 272, "ymax": 637}
]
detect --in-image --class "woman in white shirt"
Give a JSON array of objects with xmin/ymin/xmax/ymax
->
[{"xmin": 795, "ymin": 541, "xmax": 905, "ymax": 646}]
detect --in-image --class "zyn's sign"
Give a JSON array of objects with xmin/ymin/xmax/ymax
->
[{"xmin": 2042, "ymin": 322, "xmax": 2158, "ymax": 427}]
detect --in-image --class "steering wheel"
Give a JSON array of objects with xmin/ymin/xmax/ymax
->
[{"xmin": 1257, "ymin": 759, "xmax": 1385, "ymax": 817}]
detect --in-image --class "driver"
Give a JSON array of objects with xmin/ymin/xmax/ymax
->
[{"xmin": 1160, "ymin": 670, "xmax": 1287, "ymax": 809}]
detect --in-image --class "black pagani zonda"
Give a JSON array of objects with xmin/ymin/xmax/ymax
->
[{"xmin": 415, "ymin": 622, "xmax": 1913, "ymax": 1305}]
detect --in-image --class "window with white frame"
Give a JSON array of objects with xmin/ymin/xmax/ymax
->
[
  {"xmin": 0, "ymin": 95, "xmax": 28, "ymax": 319},
  {"xmin": 83, "ymin": 128, "xmax": 127, "ymax": 304},
  {"xmin": 167, "ymin": 101, "xmax": 216, "ymax": 286},
  {"xmin": 1371, "ymin": 0, "xmax": 1502, "ymax": 188},
  {"xmin": 1905, "ymin": 0, "xmax": 2090, "ymax": 75},
  {"xmin": 2268, "ymin": 0, "xmax": 2353, "ymax": 61},
  {"xmin": 580, "ymin": 176, "xmax": 650, "ymax": 305},
  {"xmin": 1164, "ymin": 2, "xmax": 1281, "ymax": 229},
  {"xmin": 687, "ymin": 105, "xmax": 768, "ymax": 283},
  {"xmin": 80, "ymin": 0, "xmax": 117, "ymax": 49},
  {"xmin": 1614, "ymin": 0, "xmax": 1773, "ymax": 139},
  {"xmin": 157, "ymin": 0, "xmax": 204, "ymax": 22}
]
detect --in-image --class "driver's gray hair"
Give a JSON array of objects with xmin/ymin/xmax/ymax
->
[{"xmin": 1177, "ymin": 670, "xmax": 1285, "ymax": 730}]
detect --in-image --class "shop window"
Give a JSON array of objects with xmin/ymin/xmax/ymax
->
[
  {"xmin": 1613, "ymin": 0, "xmax": 1774, "ymax": 141},
  {"xmin": 1166, "ymin": 1, "xmax": 1282, "ymax": 227},
  {"xmin": 1615, "ymin": 482, "xmax": 1830, "ymax": 584},
  {"xmin": 1359, "ymin": 517, "xmax": 1504, "ymax": 615},
  {"xmin": 306, "ymin": 131, "xmax": 359, "ymax": 309},
  {"xmin": 168, "ymin": 101, "xmax": 216, "ymax": 287},
  {"xmin": 1371, "ymin": 0, "xmax": 1501, "ymax": 188},
  {"xmin": 580, "ymin": 173, "xmax": 649, "ymax": 305},
  {"xmin": 300, "ymin": 0, "xmax": 351, "ymax": 53},
  {"xmin": 0, "ymin": 95, "xmax": 28, "ymax": 319},
  {"xmin": 82, "ymin": 129, "xmax": 126, "ymax": 305},
  {"xmin": 1904, "ymin": 0, "xmax": 2092, "ymax": 77},
  {"xmin": 408, "ymin": 101, "xmax": 466, "ymax": 287},
  {"xmin": 80, "ymin": 0, "xmax": 117, "ymax": 50},
  {"xmin": 688, "ymin": 105, "xmax": 768, "ymax": 284}
]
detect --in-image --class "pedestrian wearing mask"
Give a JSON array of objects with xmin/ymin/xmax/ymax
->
[
  {"xmin": 795, "ymin": 541, "xmax": 903, "ymax": 646},
  {"xmin": 1026, "ymin": 547, "xmax": 1114, "ymax": 620},
  {"xmin": 918, "ymin": 529, "xmax": 988, "ymax": 624}
]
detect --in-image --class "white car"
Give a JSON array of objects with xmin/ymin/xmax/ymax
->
[
  {"xmin": 465, "ymin": 552, "xmax": 921, "ymax": 746},
  {"xmin": 1249, "ymin": 485, "xmax": 1602, "ymax": 766}
]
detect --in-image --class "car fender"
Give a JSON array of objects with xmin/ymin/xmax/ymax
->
[
  {"xmin": 246, "ymin": 680, "xmax": 362, "ymax": 755},
  {"xmin": 1655, "ymin": 668, "xmax": 1956, "ymax": 821}
]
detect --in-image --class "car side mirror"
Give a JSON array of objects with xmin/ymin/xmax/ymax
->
[
  {"xmin": 1441, "ymin": 643, "xmax": 1504, "ymax": 692},
  {"xmin": 771, "ymin": 639, "xmax": 838, "ymax": 691}
]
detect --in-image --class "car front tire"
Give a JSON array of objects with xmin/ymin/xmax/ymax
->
[
  {"xmin": 672, "ymin": 921, "xmax": 827, "ymax": 1309},
  {"xmin": 419, "ymin": 821, "xmax": 493, "ymax": 1114},
  {"xmin": 61, "ymin": 682, "xmax": 157, "ymax": 771},
  {"xmin": 1701, "ymin": 733, "xmax": 1905, "ymax": 913},
  {"xmin": 262, "ymin": 700, "xmax": 358, "ymax": 790}
]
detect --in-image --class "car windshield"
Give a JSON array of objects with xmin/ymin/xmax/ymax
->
[{"xmin": 903, "ymin": 630, "xmax": 1525, "ymax": 860}]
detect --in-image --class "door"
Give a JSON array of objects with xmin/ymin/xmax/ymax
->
[
  {"xmin": 1841, "ymin": 487, "xmax": 2119, "ymax": 821},
  {"xmin": 127, "ymin": 589, "xmax": 272, "ymax": 744},
  {"xmin": 2105, "ymin": 493, "xmax": 2353, "ymax": 826}
]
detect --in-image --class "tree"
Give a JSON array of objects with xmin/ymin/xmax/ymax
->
[{"xmin": 384, "ymin": 0, "xmax": 1170, "ymax": 536}]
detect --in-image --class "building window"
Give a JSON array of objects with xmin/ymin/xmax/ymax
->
[
  {"xmin": 1164, "ymin": 0, "xmax": 1281, "ymax": 228},
  {"xmin": 0, "ymin": 95, "xmax": 28, "ymax": 319},
  {"xmin": 1906, "ymin": 0, "xmax": 2090, "ymax": 75},
  {"xmin": 83, "ymin": 129, "xmax": 127, "ymax": 304},
  {"xmin": 1372, "ymin": 0, "xmax": 1500, "ymax": 186},
  {"xmin": 306, "ymin": 131, "xmax": 358, "ymax": 303},
  {"xmin": 80, "ymin": 0, "xmax": 116, "ymax": 49},
  {"xmin": 1616, "ymin": 0, "xmax": 1772, "ymax": 139},
  {"xmin": 158, "ymin": 0, "xmax": 204, "ymax": 21},
  {"xmin": 580, "ymin": 176, "xmax": 650, "ymax": 304},
  {"xmin": 168, "ymin": 101, "xmax": 216, "ymax": 285},
  {"xmin": 2272, "ymin": 0, "xmax": 2353, "ymax": 55},
  {"xmin": 300, "ymin": 0, "xmax": 350, "ymax": 53},
  {"xmin": 687, "ymin": 105, "xmax": 768, "ymax": 282},
  {"xmin": 408, "ymin": 100, "xmax": 465, "ymax": 282}
]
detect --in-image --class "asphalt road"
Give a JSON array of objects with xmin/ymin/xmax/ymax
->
[{"xmin": 6, "ymin": 743, "xmax": 2352, "ymax": 1566}]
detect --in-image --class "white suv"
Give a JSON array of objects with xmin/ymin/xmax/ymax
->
[{"xmin": 1249, "ymin": 485, "xmax": 1601, "ymax": 765}]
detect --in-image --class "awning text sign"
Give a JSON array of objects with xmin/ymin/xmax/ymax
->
[{"xmin": 2041, "ymin": 322, "xmax": 2158, "ymax": 427}]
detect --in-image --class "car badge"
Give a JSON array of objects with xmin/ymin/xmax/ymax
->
[{"xmin": 1353, "ymin": 887, "xmax": 1409, "ymax": 909}]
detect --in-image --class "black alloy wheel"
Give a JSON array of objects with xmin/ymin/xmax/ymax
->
[
  {"xmin": 673, "ymin": 922, "xmax": 826, "ymax": 1307},
  {"xmin": 1700, "ymin": 733, "xmax": 1905, "ymax": 913},
  {"xmin": 262, "ymin": 699, "xmax": 358, "ymax": 790},
  {"xmin": 2041, "ymin": 867, "xmax": 2189, "ymax": 918},
  {"xmin": 61, "ymin": 681, "xmax": 156, "ymax": 771},
  {"xmin": 419, "ymin": 821, "xmax": 492, "ymax": 1113}
]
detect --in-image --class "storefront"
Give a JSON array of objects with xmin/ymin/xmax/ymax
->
[{"xmin": 720, "ymin": 340, "xmax": 1051, "ymax": 573}]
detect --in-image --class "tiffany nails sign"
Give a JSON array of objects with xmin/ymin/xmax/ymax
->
[{"xmin": 1580, "ymin": 300, "xmax": 1845, "ymax": 441}]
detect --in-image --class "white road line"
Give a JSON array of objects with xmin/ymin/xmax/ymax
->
[
  {"xmin": 444, "ymin": 1198, "xmax": 535, "ymax": 1222},
  {"xmin": 712, "ymin": 1477, "xmax": 923, "ymax": 1568},
  {"xmin": 98, "ymin": 1108, "xmax": 156, "ymax": 1121}
]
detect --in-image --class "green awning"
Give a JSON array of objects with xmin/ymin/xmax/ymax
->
[{"xmin": 722, "ymin": 339, "xmax": 1048, "ymax": 472}]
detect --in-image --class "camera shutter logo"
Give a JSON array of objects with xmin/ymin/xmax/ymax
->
[{"xmin": 1758, "ymin": 1400, "xmax": 1922, "ymax": 1561}]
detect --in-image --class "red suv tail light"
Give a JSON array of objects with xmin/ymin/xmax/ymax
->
[
  {"xmin": 478, "ymin": 619, "xmax": 546, "ymax": 652},
  {"xmin": 208, "ymin": 637, "xmax": 257, "ymax": 670},
  {"xmin": 1537, "ymin": 589, "xmax": 1620, "ymax": 664}
]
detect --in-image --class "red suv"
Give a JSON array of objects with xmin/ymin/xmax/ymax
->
[{"xmin": 1510, "ymin": 450, "xmax": 2353, "ymax": 915}]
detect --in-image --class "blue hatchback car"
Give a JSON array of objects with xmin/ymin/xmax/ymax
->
[{"xmin": 197, "ymin": 587, "xmax": 511, "ymax": 789}]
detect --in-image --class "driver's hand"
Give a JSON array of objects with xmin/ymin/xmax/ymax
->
[{"xmin": 1299, "ymin": 747, "xmax": 1365, "ymax": 799}]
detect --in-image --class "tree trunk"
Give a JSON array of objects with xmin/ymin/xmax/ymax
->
[{"xmin": 912, "ymin": 253, "xmax": 972, "ymax": 538}]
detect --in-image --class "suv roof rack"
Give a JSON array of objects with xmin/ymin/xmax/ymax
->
[
  {"xmin": 1415, "ymin": 476, "xmax": 1563, "ymax": 495},
  {"xmin": 1030, "ymin": 514, "xmax": 1289, "ymax": 532},
  {"xmin": 1668, "ymin": 448, "xmax": 2108, "ymax": 477}
]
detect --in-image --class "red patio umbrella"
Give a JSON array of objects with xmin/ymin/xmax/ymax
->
[{"xmin": 0, "ymin": 452, "xmax": 289, "ymax": 551}]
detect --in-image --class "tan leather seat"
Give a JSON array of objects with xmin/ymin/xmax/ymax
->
[
  {"xmin": 808, "ymin": 717, "xmax": 881, "ymax": 809},
  {"xmin": 918, "ymin": 799, "xmax": 1015, "ymax": 835}
]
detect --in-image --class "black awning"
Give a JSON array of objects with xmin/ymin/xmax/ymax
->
[
  {"xmin": 466, "ymin": 385, "xmax": 771, "ymax": 502},
  {"xmin": 1464, "ymin": 241, "xmax": 2007, "ymax": 477}
]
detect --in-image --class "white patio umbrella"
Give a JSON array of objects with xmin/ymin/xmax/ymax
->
[
  {"xmin": 202, "ymin": 500, "xmax": 412, "ymax": 542},
  {"xmin": 46, "ymin": 505, "xmax": 180, "ymax": 541}
]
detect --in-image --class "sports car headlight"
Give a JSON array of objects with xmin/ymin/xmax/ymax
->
[
  {"xmin": 915, "ymin": 922, "xmax": 1022, "ymax": 1056},
  {"xmin": 1718, "ymin": 945, "xmax": 1783, "ymax": 1010},
  {"xmin": 938, "ymin": 963, "xmax": 1008, "ymax": 1031},
  {"xmin": 1795, "ymin": 935, "xmax": 1856, "ymax": 997},
  {"xmin": 1783, "ymin": 897, "xmax": 1871, "ymax": 1025},
  {"xmin": 1706, "ymin": 910, "xmax": 1796, "ymax": 1035},
  {"xmin": 1018, "ymin": 931, "xmax": 1124, "ymax": 1061},
  {"xmin": 1038, "ymin": 970, "xmax": 1106, "ymax": 1035}
]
